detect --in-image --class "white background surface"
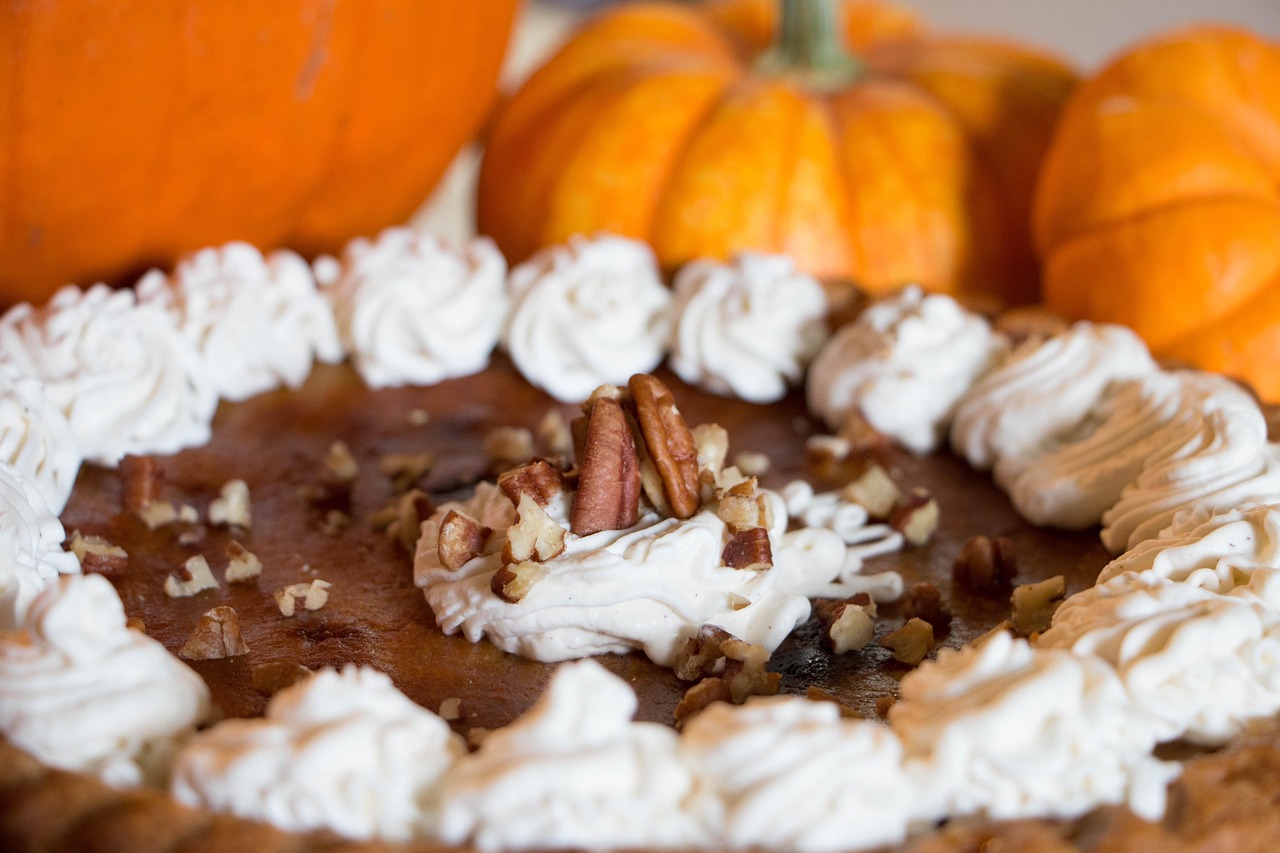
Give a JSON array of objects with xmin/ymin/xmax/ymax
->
[{"xmin": 417, "ymin": 0, "xmax": 1280, "ymax": 243}]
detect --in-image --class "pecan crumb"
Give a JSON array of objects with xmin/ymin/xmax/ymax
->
[
  {"xmin": 275, "ymin": 579, "xmax": 331, "ymax": 617},
  {"xmin": 1011, "ymin": 575, "xmax": 1067, "ymax": 637},
  {"xmin": 179, "ymin": 606, "xmax": 249, "ymax": 660},
  {"xmin": 177, "ymin": 525, "xmax": 208, "ymax": 547},
  {"xmin": 890, "ymin": 488, "xmax": 940, "ymax": 546},
  {"xmin": 252, "ymin": 662, "xmax": 312, "ymax": 697},
  {"xmin": 841, "ymin": 464, "xmax": 902, "ymax": 519},
  {"xmin": 836, "ymin": 411, "xmax": 890, "ymax": 453},
  {"xmin": 224, "ymin": 540, "xmax": 263, "ymax": 583},
  {"xmin": 805, "ymin": 686, "xmax": 861, "ymax": 718},
  {"xmin": 438, "ymin": 698, "xmax": 462, "ymax": 721},
  {"xmin": 537, "ymin": 409, "xmax": 575, "ymax": 460},
  {"xmin": 953, "ymin": 535, "xmax": 1018, "ymax": 592},
  {"xmin": 407, "ymin": 408, "xmax": 430, "ymax": 427},
  {"xmin": 68, "ymin": 530, "xmax": 129, "ymax": 574},
  {"xmin": 138, "ymin": 500, "xmax": 198, "ymax": 530},
  {"xmin": 731, "ymin": 451, "xmax": 771, "ymax": 478},
  {"xmin": 875, "ymin": 695, "xmax": 897, "ymax": 718},
  {"xmin": 805, "ymin": 434, "xmax": 851, "ymax": 465},
  {"xmin": 484, "ymin": 426, "xmax": 535, "ymax": 472},
  {"xmin": 324, "ymin": 440, "xmax": 360, "ymax": 484},
  {"xmin": 902, "ymin": 582, "xmax": 952, "ymax": 635},
  {"xmin": 320, "ymin": 509, "xmax": 349, "ymax": 535},
  {"xmin": 164, "ymin": 555, "xmax": 219, "ymax": 598},
  {"xmin": 208, "ymin": 479, "xmax": 252, "ymax": 530},
  {"xmin": 379, "ymin": 451, "xmax": 435, "ymax": 493},
  {"xmin": 377, "ymin": 489, "xmax": 436, "ymax": 552},
  {"xmin": 125, "ymin": 616, "xmax": 147, "ymax": 634},
  {"xmin": 880, "ymin": 617, "xmax": 934, "ymax": 665}
]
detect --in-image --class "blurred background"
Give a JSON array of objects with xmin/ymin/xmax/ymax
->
[{"xmin": 417, "ymin": 0, "xmax": 1280, "ymax": 243}]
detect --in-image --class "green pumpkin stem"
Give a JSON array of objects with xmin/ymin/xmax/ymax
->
[{"xmin": 759, "ymin": 0, "xmax": 863, "ymax": 89}]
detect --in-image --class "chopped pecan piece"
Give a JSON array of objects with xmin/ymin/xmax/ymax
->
[
  {"xmin": 841, "ymin": 463, "xmax": 902, "ymax": 519},
  {"xmin": 498, "ymin": 459, "xmax": 567, "ymax": 507},
  {"xmin": 721, "ymin": 526, "xmax": 773, "ymax": 571},
  {"xmin": 179, "ymin": 606, "xmax": 250, "ymax": 660},
  {"xmin": 671, "ymin": 626, "xmax": 778, "ymax": 702},
  {"xmin": 805, "ymin": 686, "xmax": 860, "ymax": 718},
  {"xmin": 875, "ymin": 695, "xmax": 897, "ymax": 718},
  {"xmin": 503, "ymin": 493, "xmax": 566, "ymax": 565},
  {"xmin": 138, "ymin": 500, "xmax": 199, "ymax": 530},
  {"xmin": 224, "ymin": 540, "xmax": 263, "ymax": 584},
  {"xmin": 880, "ymin": 617, "xmax": 934, "ymax": 665},
  {"xmin": 377, "ymin": 490, "xmax": 436, "ymax": 553},
  {"xmin": 715, "ymin": 477, "xmax": 768, "ymax": 532},
  {"xmin": 570, "ymin": 396, "xmax": 641, "ymax": 536},
  {"xmin": 252, "ymin": 662, "xmax": 313, "ymax": 697},
  {"xmin": 629, "ymin": 374, "xmax": 701, "ymax": 519},
  {"xmin": 902, "ymin": 582, "xmax": 952, "ymax": 635},
  {"xmin": 324, "ymin": 440, "xmax": 359, "ymax": 484},
  {"xmin": 484, "ymin": 426, "xmax": 535, "ymax": 472},
  {"xmin": 673, "ymin": 625, "xmax": 735, "ymax": 681},
  {"xmin": 823, "ymin": 601, "xmax": 876, "ymax": 654},
  {"xmin": 275, "ymin": 579, "xmax": 331, "ymax": 617},
  {"xmin": 379, "ymin": 451, "xmax": 435, "ymax": 493},
  {"xmin": 537, "ymin": 409, "xmax": 575, "ymax": 460},
  {"xmin": 673, "ymin": 678, "xmax": 732, "ymax": 729},
  {"xmin": 119, "ymin": 455, "xmax": 164, "ymax": 514},
  {"xmin": 68, "ymin": 531, "xmax": 129, "ymax": 574},
  {"xmin": 836, "ymin": 411, "xmax": 890, "ymax": 454},
  {"xmin": 490, "ymin": 560, "xmax": 548, "ymax": 604},
  {"xmin": 164, "ymin": 555, "xmax": 219, "ymax": 598},
  {"xmin": 953, "ymin": 535, "xmax": 1018, "ymax": 592},
  {"xmin": 1011, "ymin": 575, "xmax": 1067, "ymax": 637},
  {"xmin": 438, "ymin": 698, "xmax": 463, "ymax": 721},
  {"xmin": 437, "ymin": 510, "xmax": 491, "ymax": 570},
  {"xmin": 890, "ymin": 488, "xmax": 940, "ymax": 546},
  {"xmin": 731, "ymin": 451, "xmax": 771, "ymax": 478},
  {"xmin": 208, "ymin": 479, "xmax": 252, "ymax": 529},
  {"xmin": 805, "ymin": 434, "xmax": 852, "ymax": 465}
]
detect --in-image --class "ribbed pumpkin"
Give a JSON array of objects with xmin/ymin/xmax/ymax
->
[
  {"xmin": 0, "ymin": 0, "xmax": 519, "ymax": 306},
  {"xmin": 478, "ymin": 0, "xmax": 1076, "ymax": 306},
  {"xmin": 1034, "ymin": 27, "xmax": 1280, "ymax": 399}
]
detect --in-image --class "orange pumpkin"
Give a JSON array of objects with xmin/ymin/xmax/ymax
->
[
  {"xmin": 0, "ymin": 0, "xmax": 520, "ymax": 306},
  {"xmin": 1034, "ymin": 27, "xmax": 1280, "ymax": 399},
  {"xmin": 477, "ymin": 0, "xmax": 1076, "ymax": 306}
]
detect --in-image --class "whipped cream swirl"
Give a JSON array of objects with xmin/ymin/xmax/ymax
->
[
  {"xmin": 437, "ymin": 660, "xmax": 708, "ymax": 851},
  {"xmin": 1097, "ymin": 503, "xmax": 1280, "ymax": 598},
  {"xmin": 327, "ymin": 228, "xmax": 508, "ymax": 388},
  {"xmin": 172, "ymin": 665, "xmax": 465, "ymax": 841},
  {"xmin": 137, "ymin": 242, "xmax": 342, "ymax": 402},
  {"xmin": 889, "ymin": 632, "xmax": 1174, "ymax": 822},
  {"xmin": 1100, "ymin": 373, "xmax": 1280, "ymax": 552},
  {"xmin": 951, "ymin": 322, "xmax": 1155, "ymax": 470},
  {"xmin": 0, "ymin": 368, "xmax": 81, "ymax": 513},
  {"xmin": 681, "ymin": 696, "xmax": 916, "ymax": 851},
  {"xmin": 807, "ymin": 287, "xmax": 1003, "ymax": 454},
  {"xmin": 416, "ymin": 482, "xmax": 901, "ymax": 666},
  {"xmin": 0, "ymin": 461, "xmax": 80, "ymax": 630},
  {"xmin": 0, "ymin": 284, "xmax": 217, "ymax": 466},
  {"xmin": 504, "ymin": 235, "xmax": 670, "ymax": 403},
  {"xmin": 1040, "ymin": 578, "xmax": 1280, "ymax": 745},
  {"xmin": 669, "ymin": 253, "xmax": 827, "ymax": 403},
  {"xmin": 0, "ymin": 575, "xmax": 211, "ymax": 786}
]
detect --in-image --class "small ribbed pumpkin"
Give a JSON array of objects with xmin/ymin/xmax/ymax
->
[
  {"xmin": 1034, "ymin": 26, "xmax": 1280, "ymax": 399},
  {"xmin": 478, "ymin": 0, "xmax": 1076, "ymax": 306},
  {"xmin": 0, "ymin": 0, "xmax": 519, "ymax": 306}
]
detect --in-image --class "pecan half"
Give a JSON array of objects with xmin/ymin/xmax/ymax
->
[
  {"xmin": 570, "ymin": 396, "xmax": 641, "ymax": 536},
  {"xmin": 179, "ymin": 606, "xmax": 250, "ymax": 660},
  {"xmin": 629, "ymin": 374, "xmax": 700, "ymax": 519}
]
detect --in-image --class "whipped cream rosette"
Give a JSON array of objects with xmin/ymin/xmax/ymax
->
[
  {"xmin": 137, "ymin": 241, "xmax": 342, "ymax": 402},
  {"xmin": 437, "ymin": 660, "xmax": 708, "ymax": 851},
  {"xmin": 0, "ymin": 460, "xmax": 80, "ymax": 630},
  {"xmin": 889, "ymin": 631, "xmax": 1175, "ymax": 822},
  {"xmin": 807, "ymin": 287, "xmax": 1003, "ymax": 454},
  {"xmin": 0, "ymin": 575, "xmax": 211, "ymax": 787},
  {"xmin": 681, "ymin": 696, "xmax": 916, "ymax": 851},
  {"xmin": 327, "ymin": 227, "xmax": 508, "ymax": 388},
  {"xmin": 0, "ymin": 367, "xmax": 80, "ymax": 514},
  {"xmin": 669, "ymin": 253, "xmax": 827, "ymax": 403},
  {"xmin": 0, "ymin": 284, "xmax": 217, "ymax": 466},
  {"xmin": 504, "ymin": 234, "xmax": 670, "ymax": 403},
  {"xmin": 951, "ymin": 322, "xmax": 1156, "ymax": 470},
  {"xmin": 172, "ymin": 665, "xmax": 466, "ymax": 841},
  {"xmin": 1040, "ymin": 578, "xmax": 1280, "ymax": 745}
]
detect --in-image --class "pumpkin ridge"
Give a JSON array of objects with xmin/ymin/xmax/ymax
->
[{"xmin": 810, "ymin": 93, "xmax": 859, "ymax": 279}]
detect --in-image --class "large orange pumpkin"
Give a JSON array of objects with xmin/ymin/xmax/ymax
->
[
  {"xmin": 477, "ymin": 0, "xmax": 1076, "ymax": 306},
  {"xmin": 1034, "ymin": 27, "xmax": 1280, "ymax": 399},
  {"xmin": 0, "ymin": 0, "xmax": 520, "ymax": 305}
]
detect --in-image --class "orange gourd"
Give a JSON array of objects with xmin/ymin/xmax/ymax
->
[
  {"xmin": 0, "ymin": 0, "xmax": 520, "ymax": 306},
  {"xmin": 478, "ymin": 0, "xmax": 1076, "ymax": 306},
  {"xmin": 1034, "ymin": 27, "xmax": 1280, "ymax": 399}
]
